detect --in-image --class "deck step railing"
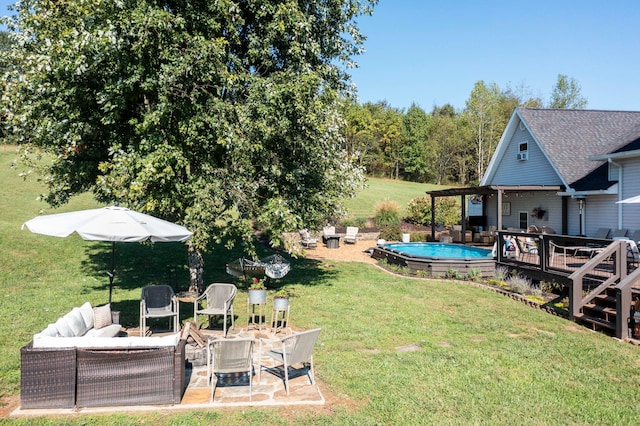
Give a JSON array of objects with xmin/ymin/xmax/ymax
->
[{"xmin": 496, "ymin": 232, "xmax": 640, "ymax": 339}]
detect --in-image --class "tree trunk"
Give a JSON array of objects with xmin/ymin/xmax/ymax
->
[{"xmin": 188, "ymin": 246, "xmax": 204, "ymax": 294}]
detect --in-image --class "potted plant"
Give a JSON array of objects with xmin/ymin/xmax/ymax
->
[
  {"xmin": 531, "ymin": 207, "xmax": 546, "ymax": 219},
  {"xmin": 248, "ymin": 277, "xmax": 267, "ymax": 304},
  {"xmin": 273, "ymin": 288, "xmax": 291, "ymax": 310}
]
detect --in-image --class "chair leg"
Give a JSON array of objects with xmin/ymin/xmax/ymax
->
[
  {"xmin": 206, "ymin": 344, "xmax": 212, "ymax": 386},
  {"xmin": 257, "ymin": 340, "xmax": 262, "ymax": 383},
  {"xmin": 211, "ymin": 375, "xmax": 218, "ymax": 403},
  {"xmin": 309, "ymin": 356, "xmax": 315, "ymax": 384},
  {"xmin": 223, "ymin": 313, "xmax": 227, "ymax": 336},
  {"xmin": 284, "ymin": 365, "xmax": 290, "ymax": 395}
]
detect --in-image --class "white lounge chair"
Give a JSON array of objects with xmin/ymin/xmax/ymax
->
[
  {"xmin": 344, "ymin": 226, "xmax": 358, "ymax": 244},
  {"xmin": 299, "ymin": 229, "xmax": 318, "ymax": 249}
]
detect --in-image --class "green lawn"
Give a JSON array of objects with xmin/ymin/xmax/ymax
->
[
  {"xmin": 2, "ymin": 147, "xmax": 640, "ymax": 424},
  {"xmin": 341, "ymin": 177, "xmax": 445, "ymax": 218}
]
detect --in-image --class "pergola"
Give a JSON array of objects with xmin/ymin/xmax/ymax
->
[{"xmin": 426, "ymin": 185, "xmax": 563, "ymax": 242}]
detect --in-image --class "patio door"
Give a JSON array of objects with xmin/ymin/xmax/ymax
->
[{"xmin": 519, "ymin": 211, "xmax": 528, "ymax": 230}]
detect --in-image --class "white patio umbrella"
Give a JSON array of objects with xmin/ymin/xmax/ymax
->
[
  {"xmin": 617, "ymin": 195, "xmax": 640, "ymax": 204},
  {"xmin": 22, "ymin": 206, "xmax": 193, "ymax": 304}
]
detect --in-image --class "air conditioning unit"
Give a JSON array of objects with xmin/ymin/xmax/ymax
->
[{"xmin": 517, "ymin": 152, "xmax": 528, "ymax": 161}]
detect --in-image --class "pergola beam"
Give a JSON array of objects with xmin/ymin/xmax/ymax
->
[{"xmin": 426, "ymin": 185, "xmax": 562, "ymax": 241}]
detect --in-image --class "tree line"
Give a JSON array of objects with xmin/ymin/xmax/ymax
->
[{"xmin": 342, "ymin": 75, "xmax": 587, "ymax": 185}]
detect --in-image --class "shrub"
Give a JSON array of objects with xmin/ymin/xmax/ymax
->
[
  {"xmin": 354, "ymin": 217, "xmax": 369, "ymax": 229},
  {"xmin": 341, "ymin": 216, "xmax": 370, "ymax": 228},
  {"xmin": 377, "ymin": 258, "xmax": 408, "ymax": 275},
  {"xmin": 493, "ymin": 266, "xmax": 509, "ymax": 281},
  {"xmin": 529, "ymin": 285, "xmax": 543, "ymax": 298},
  {"xmin": 404, "ymin": 196, "xmax": 459, "ymax": 228},
  {"xmin": 404, "ymin": 196, "xmax": 431, "ymax": 225},
  {"xmin": 379, "ymin": 224, "xmax": 401, "ymax": 241},
  {"xmin": 442, "ymin": 268, "xmax": 461, "ymax": 279},
  {"xmin": 506, "ymin": 274, "xmax": 531, "ymax": 295},
  {"xmin": 374, "ymin": 200, "xmax": 401, "ymax": 227},
  {"xmin": 540, "ymin": 280, "xmax": 561, "ymax": 294},
  {"xmin": 406, "ymin": 231, "xmax": 428, "ymax": 242},
  {"xmin": 465, "ymin": 268, "xmax": 482, "ymax": 281}
]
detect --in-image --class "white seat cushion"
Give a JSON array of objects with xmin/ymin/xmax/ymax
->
[{"xmin": 84, "ymin": 323, "xmax": 122, "ymax": 338}]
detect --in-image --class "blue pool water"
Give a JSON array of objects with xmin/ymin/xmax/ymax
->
[{"xmin": 383, "ymin": 243, "xmax": 492, "ymax": 259}]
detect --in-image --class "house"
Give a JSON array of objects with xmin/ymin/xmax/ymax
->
[{"xmin": 429, "ymin": 108, "xmax": 640, "ymax": 238}]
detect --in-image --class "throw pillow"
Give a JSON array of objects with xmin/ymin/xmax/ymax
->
[
  {"xmin": 41, "ymin": 323, "xmax": 60, "ymax": 337},
  {"xmin": 93, "ymin": 304, "xmax": 112, "ymax": 329},
  {"xmin": 79, "ymin": 301, "xmax": 94, "ymax": 330},
  {"xmin": 65, "ymin": 307, "xmax": 89, "ymax": 337},
  {"xmin": 54, "ymin": 316, "xmax": 74, "ymax": 337}
]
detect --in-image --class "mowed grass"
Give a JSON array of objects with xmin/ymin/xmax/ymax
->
[
  {"xmin": 2, "ymin": 147, "xmax": 640, "ymax": 424},
  {"xmin": 341, "ymin": 177, "xmax": 446, "ymax": 218}
]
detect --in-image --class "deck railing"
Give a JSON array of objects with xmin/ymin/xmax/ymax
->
[{"xmin": 497, "ymin": 231, "xmax": 640, "ymax": 339}]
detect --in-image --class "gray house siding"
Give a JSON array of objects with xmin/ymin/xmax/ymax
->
[
  {"xmin": 479, "ymin": 108, "xmax": 640, "ymax": 238},
  {"xmin": 489, "ymin": 126, "xmax": 563, "ymax": 186},
  {"xmin": 585, "ymin": 194, "xmax": 618, "ymax": 237},
  {"xmin": 485, "ymin": 191, "xmax": 562, "ymax": 231},
  {"xmin": 620, "ymin": 157, "xmax": 640, "ymax": 233}
]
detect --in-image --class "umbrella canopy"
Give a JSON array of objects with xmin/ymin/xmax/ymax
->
[
  {"xmin": 617, "ymin": 195, "xmax": 640, "ymax": 204},
  {"xmin": 22, "ymin": 206, "xmax": 193, "ymax": 303}
]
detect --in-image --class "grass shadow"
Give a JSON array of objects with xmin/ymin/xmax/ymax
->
[{"xmin": 80, "ymin": 238, "xmax": 338, "ymax": 327}]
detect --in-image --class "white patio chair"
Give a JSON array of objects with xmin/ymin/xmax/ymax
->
[
  {"xmin": 194, "ymin": 283, "xmax": 237, "ymax": 336},
  {"xmin": 261, "ymin": 328, "xmax": 321, "ymax": 395},
  {"xmin": 208, "ymin": 337, "xmax": 255, "ymax": 402}
]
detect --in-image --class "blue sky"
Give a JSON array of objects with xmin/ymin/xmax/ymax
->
[
  {"xmin": 350, "ymin": 0, "xmax": 640, "ymax": 111},
  {"xmin": 2, "ymin": 0, "xmax": 639, "ymax": 112}
]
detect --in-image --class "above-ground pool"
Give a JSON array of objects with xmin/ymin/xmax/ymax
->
[
  {"xmin": 382, "ymin": 242, "xmax": 492, "ymax": 259},
  {"xmin": 372, "ymin": 242, "xmax": 495, "ymax": 277}
]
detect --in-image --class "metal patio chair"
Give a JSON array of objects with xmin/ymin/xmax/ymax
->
[
  {"xmin": 208, "ymin": 337, "xmax": 255, "ymax": 402},
  {"xmin": 261, "ymin": 328, "xmax": 321, "ymax": 395},
  {"xmin": 194, "ymin": 283, "xmax": 237, "ymax": 336},
  {"xmin": 140, "ymin": 285, "xmax": 180, "ymax": 336}
]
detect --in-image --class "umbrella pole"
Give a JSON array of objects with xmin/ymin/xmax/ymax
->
[{"xmin": 108, "ymin": 241, "xmax": 115, "ymax": 304}]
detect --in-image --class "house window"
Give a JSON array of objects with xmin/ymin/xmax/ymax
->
[
  {"xmin": 519, "ymin": 212, "xmax": 528, "ymax": 229},
  {"xmin": 517, "ymin": 142, "xmax": 528, "ymax": 161}
]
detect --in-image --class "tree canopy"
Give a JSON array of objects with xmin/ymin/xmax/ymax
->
[
  {"xmin": 2, "ymin": 0, "xmax": 377, "ymax": 292},
  {"xmin": 549, "ymin": 74, "xmax": 588, "ymax": 109}
]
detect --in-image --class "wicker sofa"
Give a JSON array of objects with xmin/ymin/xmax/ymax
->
[{"xmin": 21, "ymin": 303, "xmax": 186, "ymax": 409}]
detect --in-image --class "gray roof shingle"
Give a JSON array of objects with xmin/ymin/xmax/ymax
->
[{"xmin": 518, "ymin": 108, "xmax": 640, "ymax": 188}]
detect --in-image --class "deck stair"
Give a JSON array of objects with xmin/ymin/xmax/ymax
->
[
  {"xmin": 573, "ymin": 285, "xmax": 640, "ymax": 337},
  {"xmin": 575, "ymin": 286, "xmax": 618, "ymax": 335}
]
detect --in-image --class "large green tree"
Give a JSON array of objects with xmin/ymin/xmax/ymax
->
[
  {"xmin": 549, "ymin": 74, "xmax": 588, "ymax": 109},
  {"xmin": 400, "ymin": 103, "xmax": 431, "ymax": 182},
  {"xmin": 2, "ymin": 0, "xmax": 375, "ymax": 293}
]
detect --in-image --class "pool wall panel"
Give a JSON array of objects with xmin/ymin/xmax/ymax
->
[{"xmin": 372, "ymin": 247, "xmax": 495, "ymax": 278}]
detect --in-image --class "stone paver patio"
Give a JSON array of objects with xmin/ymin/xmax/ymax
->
[{"xmin": 11, "ymin": 325, "xmax": 324, "ymax": 417}]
